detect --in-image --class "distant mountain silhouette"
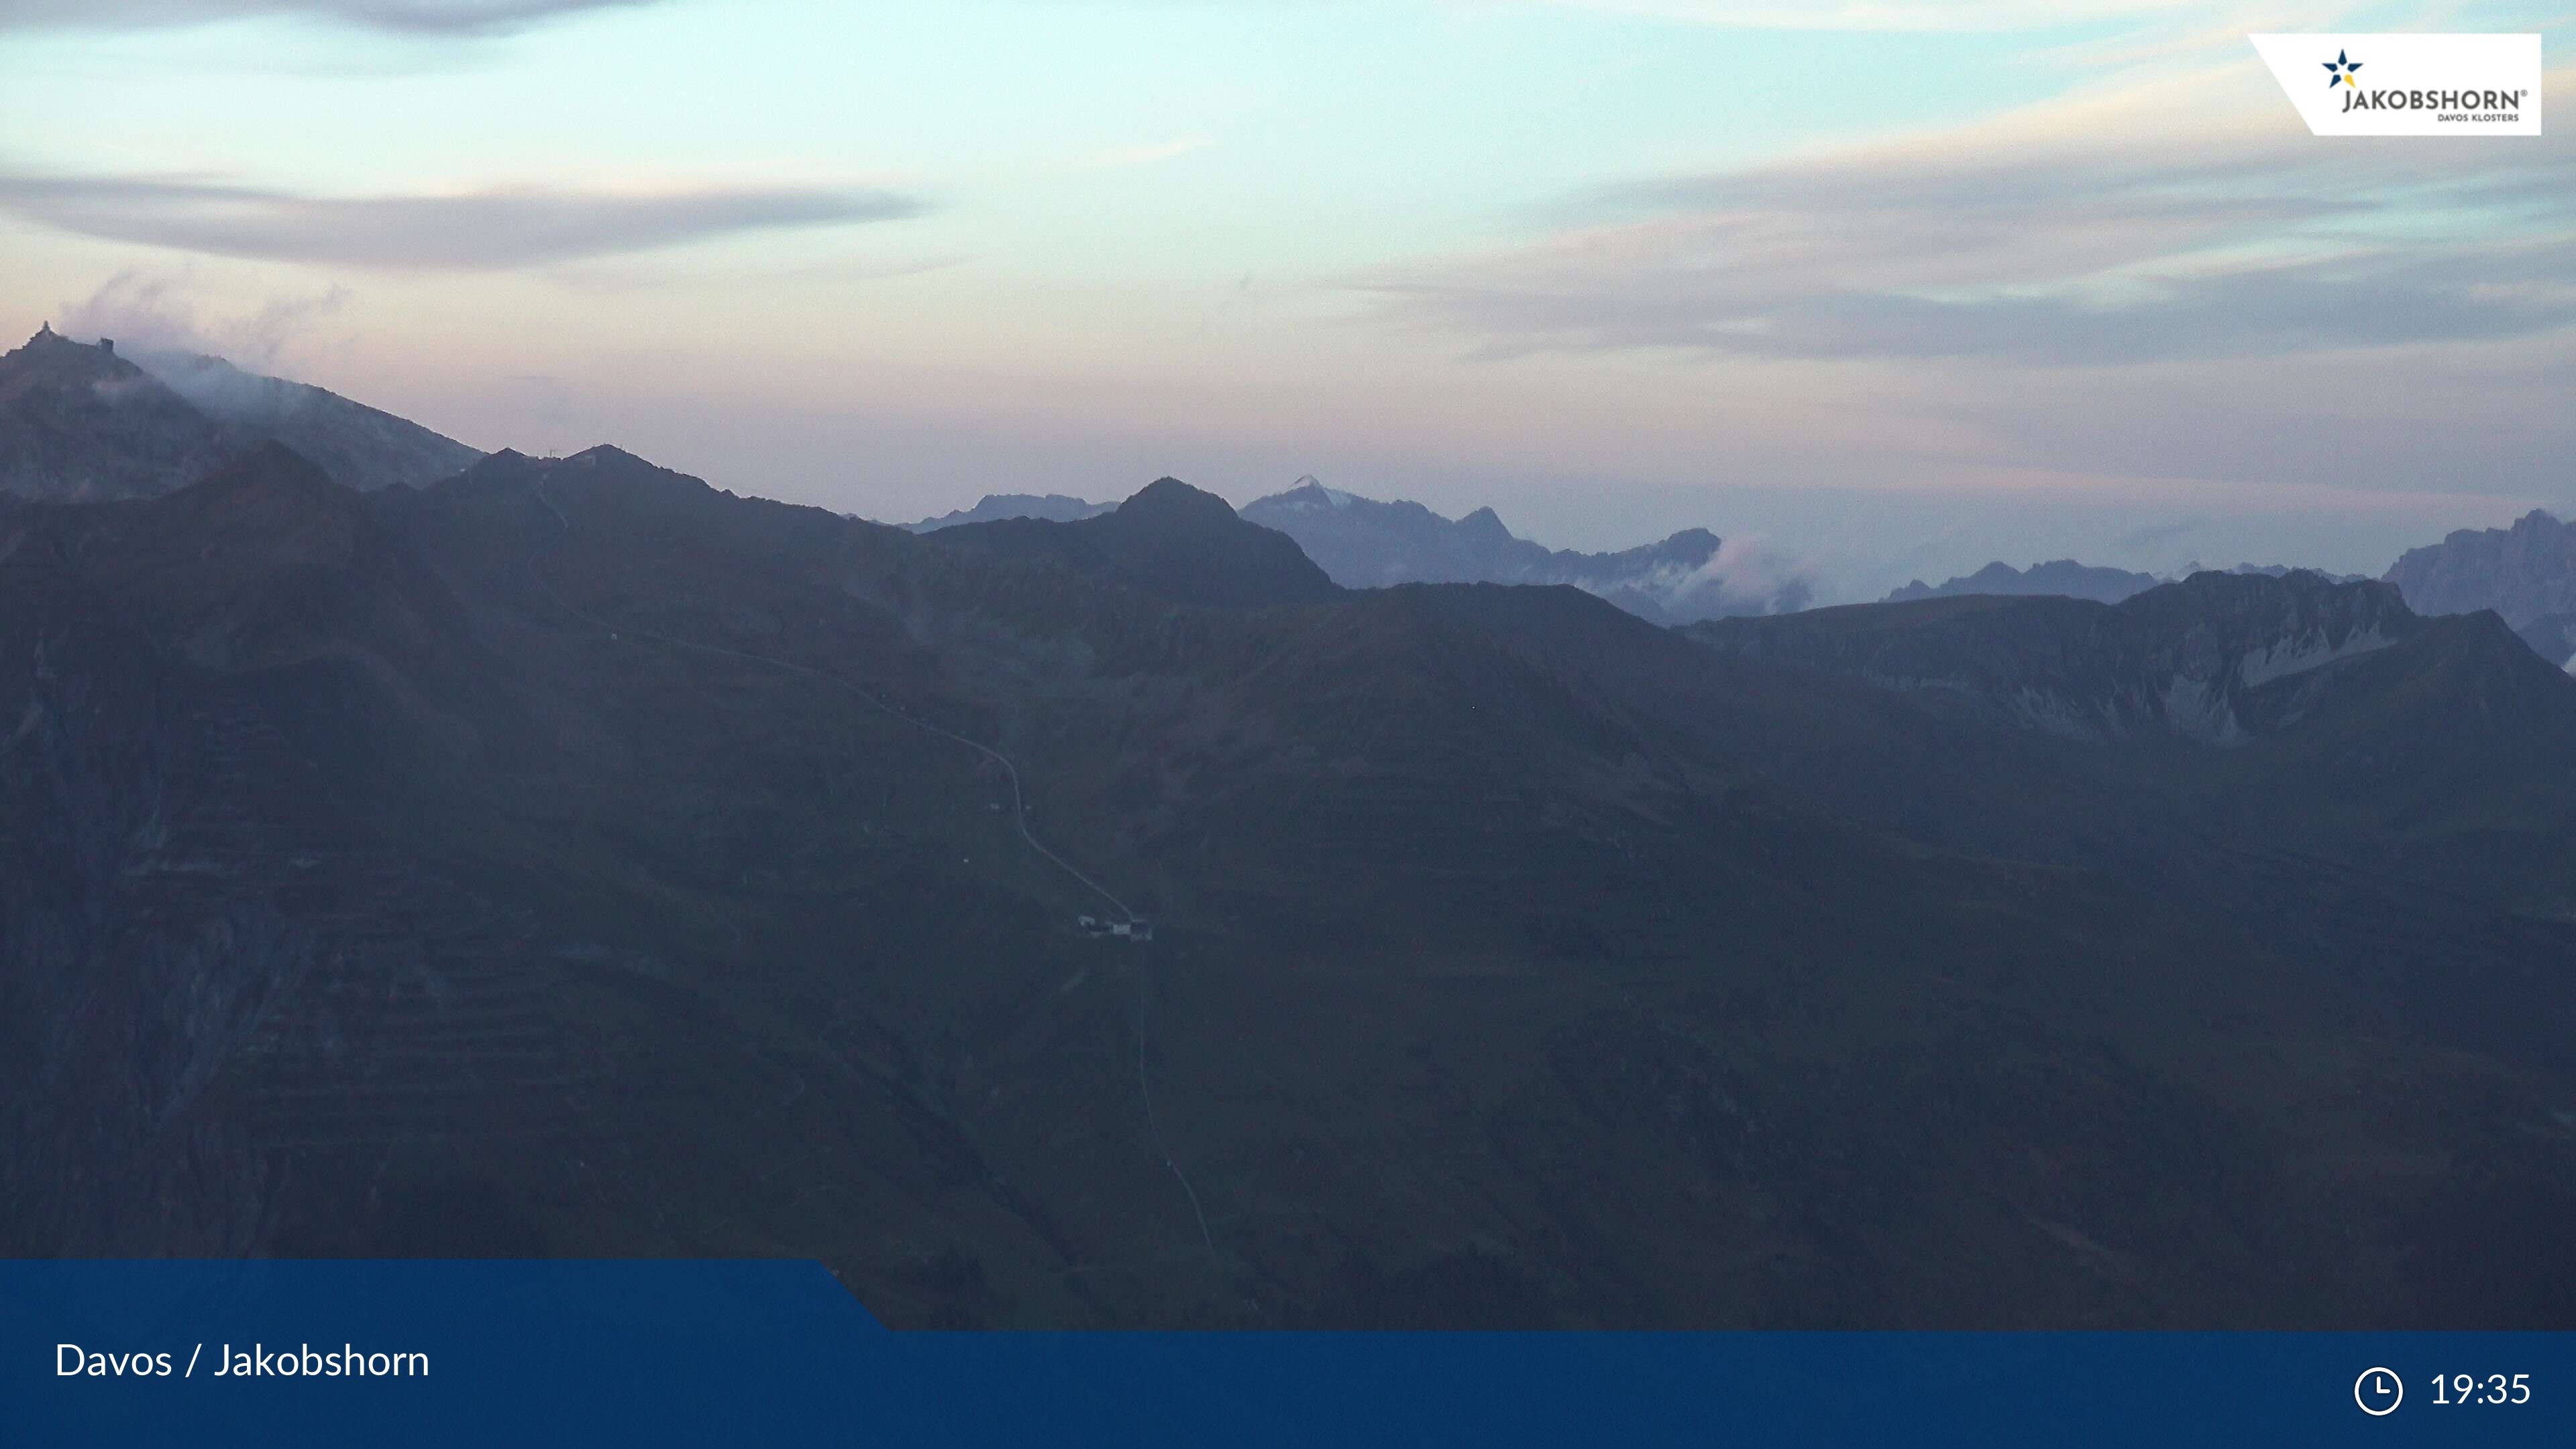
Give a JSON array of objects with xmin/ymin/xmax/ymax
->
[
  {"xmin": 1885, "ymin": 558, "xmax": 2165, "ymax": 605},
  {"xmin": 2215, "ymin": 561, "xmax": 2367, "ymax": 584},
  {"xmin": 1240, "ymin": 476, "xmax": 1807, "ymax": 623},
  {"xmin": 932, "ymin": 476, "xmax": 1340, "ymax": 608},
  {"xmin": 904, "ymin": 493, "xmax": 1114, "ymax": 531},
  {"xmin": 0, "ymin": 327, "xmax": 478, "ymax": 502},
  {"xmin": 1885, "ymin": 558, "xmax": 2371, "ymax": 611}
]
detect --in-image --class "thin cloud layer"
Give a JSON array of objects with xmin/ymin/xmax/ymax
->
[
  {"xmin": 0, "ymin": 0, "xmax": 655, "ymax": 34},
  {"xmin": 1364, "ymin": 66, "xmax": 2576, "ymax": 365},
  {"xmin": 0, "ymin": 170, "xmax": 928, "ymax": 270}
]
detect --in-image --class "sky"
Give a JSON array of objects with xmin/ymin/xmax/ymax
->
[{"xmin": 1, "ymin": 0, "xmax": 2570, "ymax": 601}]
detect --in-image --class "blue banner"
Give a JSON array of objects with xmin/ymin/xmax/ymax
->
[{"xmin": 3, "ymin": 1260, "xmax": 2567, "ymax": 1446}]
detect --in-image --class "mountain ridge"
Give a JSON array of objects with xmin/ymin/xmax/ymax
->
[
  {"xmin": 9, "ymin": 432, "xmax": 2576, "ymax": 1329},
  {"xmin": 903, "ymin": 476, "xmax": 1807, "ymax": 623}
]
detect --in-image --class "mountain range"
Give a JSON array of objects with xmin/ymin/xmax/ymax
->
[
  {"xmin": 5, "ymin": 350, "xmax": 2575, "ymax": 1330},
  {"xmin": 911, "ymin": 476, "xmax": 1809, "ymax": 623},
  {"xmin": 1885, "ymin": 558, "xmax": 2167, "ymax": 606},
  {"xmin": 1238, "ymin": 477, "xmax": 1810, "ymax": 623}
]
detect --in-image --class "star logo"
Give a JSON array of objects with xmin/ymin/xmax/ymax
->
[{"xmin": 2322, "ymin": 49, "xmax": 2363, "ymax": 88}]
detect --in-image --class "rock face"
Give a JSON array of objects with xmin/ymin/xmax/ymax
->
[
  {"xmin": 1240, "ymin": 477, "xmax": 1806, "ymax": 623},
  {"xmin": 904, "ymin": 494, "xmax": 1114, "ymax": 531},
  {"xmin": 1696, "ymin": 570, "xmax": 2430, "ymax": 745},
  {"xmin": 0, "ymin": 329, "xmax": 479, "ymax": 502},
  {"xmin": 1886, "ymin": 559, "xmax": 2165, "ymax": 606},
  {"xmin": 2385, "ymin": 509, "xmax": 2576, "ymax": 630}
]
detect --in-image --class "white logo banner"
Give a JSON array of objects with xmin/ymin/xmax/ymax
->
[{"xmin": 2249, "ymin": 34, "xmax": 2541, "ymax": 136}]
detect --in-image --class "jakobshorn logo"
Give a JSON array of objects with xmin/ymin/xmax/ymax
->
[{"xmin": 2251, "ymin": 34, "xmax": 2542, "ymax": 136}]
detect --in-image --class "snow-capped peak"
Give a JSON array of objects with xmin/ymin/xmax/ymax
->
[{"xmin": 1281, "ymin": 476, "xmax": 1356, "ymax": 511}]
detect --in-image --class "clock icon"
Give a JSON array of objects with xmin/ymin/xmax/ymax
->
[{"xmin": 2356, "ymin": 1367, "xmax": 2404, "ymax": 1416}]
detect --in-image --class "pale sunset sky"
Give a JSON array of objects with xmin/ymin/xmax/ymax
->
[{"xmin": 2, "ymin": 1, "xmax": 2569, "ymax": 598}]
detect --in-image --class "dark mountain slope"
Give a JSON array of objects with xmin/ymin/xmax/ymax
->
[
  {"xmin": 7, "ymin": 443, "xmax": 2575, "ymax": 1329},
  {"xmin": 933, "ymin": 476, "xmax": 1340, "ymax": 610},
  {"xmin": 1688, "ymin": 570, "xmax": 2576, "ymax": 916},
  {"xmin": 0, "ymin": 447, "xmax": 1103, "ymax": 1311}
]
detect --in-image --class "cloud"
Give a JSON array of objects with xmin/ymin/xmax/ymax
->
[
  {"xmin": 1663, "ymin": 532, "xmax": 1817, "ymax": 615},
  {"xmin": 1360, "ymin": 64, "xmax": 2576, "ymax": 366},
  {"xmin": 58, "ymin": 269, "xmax": 350, "ymax": 368},
  {"xmin": 0, "ymin": 0, "xmax": 657, "ymax": 35},
  {"xmin": 0, "ymin": 169, "xmax": 928, "ymax": 270}
]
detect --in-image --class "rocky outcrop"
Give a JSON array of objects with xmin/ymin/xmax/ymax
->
[{"xmin": 2385, "ymin": 509, "xmax": 2576, "ymax": 629}]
